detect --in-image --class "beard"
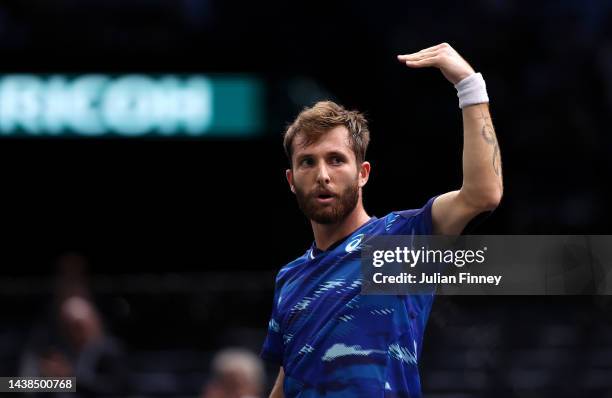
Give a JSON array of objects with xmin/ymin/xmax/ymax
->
[{"xmin": 294, "ymin": 179, "xmax": 360, "ymax": 225}]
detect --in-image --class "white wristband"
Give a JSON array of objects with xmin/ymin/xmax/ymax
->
[{"xmin": 454, "ymin": 72, "xmax": 489, "ymax": 109}]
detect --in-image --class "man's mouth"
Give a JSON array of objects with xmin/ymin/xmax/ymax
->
[{"xmin": 315, "ymin": 192, "xmax": 336, "ymax": 204}]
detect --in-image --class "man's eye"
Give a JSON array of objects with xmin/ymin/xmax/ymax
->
[
  {"xmin": 331, "ymin": 157, "xmax": 344, "ymax": 164},
  {"xmin": 301, "ymin": 158, "xmax": 314, "ymax": 166}
]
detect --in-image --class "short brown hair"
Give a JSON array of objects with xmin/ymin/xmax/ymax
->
[{"xmin": 283, "ymin": 100, "xmax": 370, "ymax": 167}]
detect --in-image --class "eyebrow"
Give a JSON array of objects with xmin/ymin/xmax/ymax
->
[
  {"xmin": 296, "ymin": 150, "xmax": 349, "ymax": 161},
  {"xmin": 326, "ymin": 151, "xmax": 348, "ymax": 158}
]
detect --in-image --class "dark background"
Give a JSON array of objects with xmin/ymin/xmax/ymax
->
[{"xmin": 1, "ymin": 0, "xmax": 612, "ymax": 397}]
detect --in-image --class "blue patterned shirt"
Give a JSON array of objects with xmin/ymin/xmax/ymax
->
[{"xmin": 261, "ymin": 197, "xmax": 436, "ymax": 397}]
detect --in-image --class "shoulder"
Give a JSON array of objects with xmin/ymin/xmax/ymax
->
[
  {"xmin": 393, "ymin": 196, "xmax": 437, "ymax": 220},
  {"xmin": 275, "ymin": 250, "xmax": 310, "ymax": 285},
  {"xmin": 383, "ymin": 196, "xmax": 439, "ymax": 235}
]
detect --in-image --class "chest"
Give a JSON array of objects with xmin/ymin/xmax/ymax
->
[{"xmin": 277, "ymin": 254, "xmax": 362, "ymax": 329}]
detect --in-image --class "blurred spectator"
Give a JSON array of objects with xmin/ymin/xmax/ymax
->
[
  {"xmin": 54, "ymin": 253, "xmax": 92, "ymax": 303},
  {"xmin": 19, "ymin": 254, "xmax": 129, "ymax": 397},
  {"xmin": 201, "ymin": 348, "xmax": 265, "ymax": 398}
]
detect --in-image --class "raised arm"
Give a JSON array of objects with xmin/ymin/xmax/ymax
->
[{"xmin": 398, "ymin": 43, "xmax": 503, "ymax": 235}]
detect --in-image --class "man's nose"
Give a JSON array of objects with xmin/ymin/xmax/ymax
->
[{"xmin": 316, "ymin": 163, "xmax": 331, "ymax": 185}]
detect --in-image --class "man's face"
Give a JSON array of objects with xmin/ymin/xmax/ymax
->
[{"xmin": 286, "ymin": 126, "xmax": 370, "ymax": 224}]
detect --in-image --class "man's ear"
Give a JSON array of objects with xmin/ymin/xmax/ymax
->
[
  {"xmin": 286, "ymin": 169, "xmax": 296, "ymax": 194},
  {"xmin": 359, "ymin": 161, "xmax": 371, "ymax": 188}
]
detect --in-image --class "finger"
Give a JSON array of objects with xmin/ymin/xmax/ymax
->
[
  {"xmin": 397, "ymin": 48, "xmax": 436, "ymax": 58},
  {"xmin": 403, "ymin": 55, "xmax": 440, "ymax": 68},
  {"xmin": 397, "ymin": 42, "xmax": 449, "ymax": 59},
  {"xmin": 398, "ymin": 49, "xmax": 443, "ymax": 63}
]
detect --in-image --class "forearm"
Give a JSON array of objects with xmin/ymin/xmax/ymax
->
[
  {"xmin": 269, "ymin": 367, "xmax": 284, "ymax": 398},
  {"xmin": 460, "ymin": 102, "xmax": 503, "ymax": 209}
]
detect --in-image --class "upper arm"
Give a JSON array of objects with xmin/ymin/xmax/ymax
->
[
  {"xmin": 431, "ymin": 190, "xmax": 495, "ymax": 235},
  {"xmin": 269, "ymin": 367, "xmax": 284, "ymax": 398}
]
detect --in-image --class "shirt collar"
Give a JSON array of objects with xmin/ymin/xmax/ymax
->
[{"xmin": 309, "ymin": 216, "xmax": 378, "ymax": 257}]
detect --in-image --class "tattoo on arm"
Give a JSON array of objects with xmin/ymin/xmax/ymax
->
[{"xmin": 478, "ymin": 108, "xmax": 502, "ymax": 179}]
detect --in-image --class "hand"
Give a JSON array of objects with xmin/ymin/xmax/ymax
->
[{"xmin": 397, "ymin": 43, "xmax": 475, "ymax": 85}]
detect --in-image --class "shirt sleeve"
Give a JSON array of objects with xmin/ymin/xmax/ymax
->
[
  {"xmin": 386, "ymin": 196, "xmax": 438, "ymax": 235},
  {"xmin": 260, "ymin": 276, "xmax": 284, "ymax": 364}
]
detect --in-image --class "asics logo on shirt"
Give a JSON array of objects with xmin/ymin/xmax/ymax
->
[{"xmin": 345, "ymin": 234, "xmax": 365, "ymax": 253}]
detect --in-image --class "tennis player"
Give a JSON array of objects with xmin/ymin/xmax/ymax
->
[{"xmin": 261, "ymin": 42, "xmax": 503, "ymax": 397}]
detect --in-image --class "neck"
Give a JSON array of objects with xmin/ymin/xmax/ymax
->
[{"xmin": 311, "ymin": 203, "xmax": 371, "ymax": 251}]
